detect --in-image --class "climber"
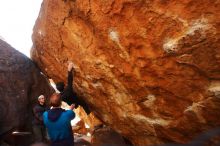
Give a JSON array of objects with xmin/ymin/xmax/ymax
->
[
  {"xmin": 43, "ymin": 93, "xmax": 75, "ymax": 146},
  {"xmin": 55, "ymin": 62, "xmax": 91, "ymax": 114},
  {"xmin": 32, "ymin": 95, "xmax": 48, "ymax": 142}
]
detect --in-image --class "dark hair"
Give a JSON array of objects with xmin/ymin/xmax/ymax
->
[
  {"xmin": 49, "ymin": 93, "xmax": 62, "ymax": 107},
  {"xmin": 56, "ymin": 82, "xmax": 64, "ymax": 92}
]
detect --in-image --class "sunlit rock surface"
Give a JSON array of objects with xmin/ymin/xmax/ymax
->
[
  {"xmin": 0, "ymin": 39, "xmax": 53, "ymax": 138},
  {"xmin": 75, "ymin": 106, "xmax": 103, "ymax": 130},
  {"xmin": 32, "ymin": 0, "xmax": 220, "ymax": 145}
]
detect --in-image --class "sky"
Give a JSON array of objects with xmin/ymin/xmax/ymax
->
[{"xmin": 0, "ymin": 0, "xmax": 43, "ymax": 57}]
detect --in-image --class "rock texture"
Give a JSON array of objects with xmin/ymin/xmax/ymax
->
[
  {"xmin": 75, "ymin": 106, "xmax": 103, "ymax": 130},
  {"xmin": 91, "ymin": 126, "xmax": 128, "ymax": 146},
  {"xmin": 31, "ymin": 0, "xmax": 220, "ymax": 145},
  {"xmin": 73, "ymin": 120, "xmax": 88, "ymax": 135},
  {"xmin": 0, "ymin": 39, "xmax": 52, "ymax": 138}
]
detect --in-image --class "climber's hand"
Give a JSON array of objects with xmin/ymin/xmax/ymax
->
[
  {"xmin": 68, "ymin": 62, "xmax": 74, "ymax": 71},
  {"xmin": 70, "ymin": 104, "xmax": 75, "ymax": 110}
]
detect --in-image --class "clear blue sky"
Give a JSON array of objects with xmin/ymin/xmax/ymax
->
[{"xmin": 0, "ymin": 0, "xmax": 43, "ymax": 57}]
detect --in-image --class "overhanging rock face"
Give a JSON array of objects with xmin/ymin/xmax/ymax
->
[
  {"xmin": 0, "ymin": 39, "xmax": 53, "ymax": 136},
  {"xmin": 31, "ymin": 0, "xmax": 220, "ymax": 145}
]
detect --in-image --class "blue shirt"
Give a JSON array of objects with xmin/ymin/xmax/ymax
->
[{"xmin": 43, "ymin": 109, "xmax": 75, "ymax": 141}]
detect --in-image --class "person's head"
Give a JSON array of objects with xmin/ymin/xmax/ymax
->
[
  {"xmin": 49, "ymin": 93, "xmax": 62, "ymax": 107},
  {"xmin": 56, "ymin": 82, "xmax": 65, "ymax": 92},
  {"xmin": 38, "ymin": 95, "xmax": 45, "ymax": 105}
]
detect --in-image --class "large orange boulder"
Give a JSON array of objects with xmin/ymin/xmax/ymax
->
[{"xmin": 31, "ymin": 0, "xmax": 220, "ymax": 145}]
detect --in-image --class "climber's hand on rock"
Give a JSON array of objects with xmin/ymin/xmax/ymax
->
[{"xmin": 68, "ymin": 62, "xmax": 74, "ymax": 71}]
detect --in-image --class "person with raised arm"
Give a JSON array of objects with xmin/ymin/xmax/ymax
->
[{"xmin": 55, "ymin": 62, "xmax": 91, "ymax": 114}]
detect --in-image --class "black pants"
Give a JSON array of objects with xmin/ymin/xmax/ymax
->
[{"xmin": 32, "ymin": 125, "xmax": 46, "ymax": 142}]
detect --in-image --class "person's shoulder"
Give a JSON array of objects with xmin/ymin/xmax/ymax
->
[
  {"xmin": 64, "ymin": 110, "xmax": 75, "ymax": 116},
  {"xmin": 65, "ymin": 110, "xmax": 74, "ymax": 114},
  {"xmin": 33, "ymin": 104, "xmax": 40, "ymax": 110},
  {"xmin": 43, "ymin": 110, "xmax": 48, "ymax": 117},
  {"xmin": 64, "ymin": 110, "xmax": 75, "ymax": 119},
  {"xmin": 34, "ymin": 104, "xmax": 45, "ymax": 111}
]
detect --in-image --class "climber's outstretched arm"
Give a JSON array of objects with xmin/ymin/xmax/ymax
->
[{"xmin": 67, "ymin": 62, "xmax": 74, "ymax": 90}]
